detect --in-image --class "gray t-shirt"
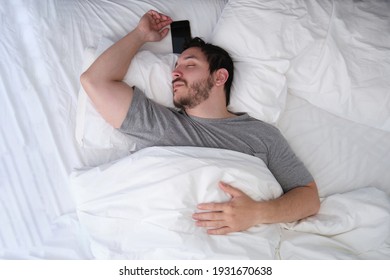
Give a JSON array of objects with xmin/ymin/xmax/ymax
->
[{"xmin": 119, "ymin": 88, "xmax": 313, "ymax": 192}]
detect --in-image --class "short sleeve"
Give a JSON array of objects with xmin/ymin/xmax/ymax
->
[
  {"xmin": 118, "ymin": 87, "xmax": 176, "ymax": 149},
  {"xmin": 266, "ymin": 128, "xmax": 314, "ymax": 192}
]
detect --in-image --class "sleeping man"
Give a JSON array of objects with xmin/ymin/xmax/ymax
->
[{"xmin": 80, "ymin": 10, "xmax": 320, "ymax": 235}]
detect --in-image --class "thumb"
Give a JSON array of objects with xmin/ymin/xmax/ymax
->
[
  {"xmin": 159, "ymin": 27, "xmax": 170, "ymax": 39},
  {"xmin": 219, "ymin": 182, "xmax": 244, "ymax": 197}
]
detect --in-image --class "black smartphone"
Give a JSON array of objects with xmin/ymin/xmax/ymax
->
[{"xmin": 171, "ymin": 20, "xmax": 192, "ymax": 54}]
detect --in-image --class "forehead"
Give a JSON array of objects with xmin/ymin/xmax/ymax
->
[{"xmin": 177, "ymin": 47, "xmax": 207, "ymax": 63}]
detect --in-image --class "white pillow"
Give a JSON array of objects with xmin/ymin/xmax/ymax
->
[
  {"xmin": 75, "ymin": 39, "xmax": 177, "ymax": 149},
  {"xmin": 124, "ymin": 0, "xmax": 229, "ymax": 54},
  {"xmin": 76, "ymin": 47, "xmax": 132, "ymax": 150},
  {"xmin": 228, "ymin": 58, "xmax": 288, "ymax": 123},
  {"xmin": 212, "ymin": 0, "xmax": 390, "ymax": 131},
  {"xmin": 210, "ymin": 0, "xmax": 292, "ymax": 123},
  {"xmin": 210, "ymin": 0, "xmax": 332, "ymax": 59},
  {"xmin": 286, "ymin": 0, "xmax": 390, "ymax": 131}
]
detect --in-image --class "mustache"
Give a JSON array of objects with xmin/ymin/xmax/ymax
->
[{"xmin": 172, "ymin": 78, "xmax": 188, "ymax": 86}]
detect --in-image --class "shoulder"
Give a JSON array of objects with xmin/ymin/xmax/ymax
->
[
  {"xmin": 242, "ymin": 114, "xmax": 283, "ymax": 138},
  {"xmin": 120, "ymin": 87, "xmax": 185, "ymax": 132},
  {"xmin": 132, "ymin": 87, "xmax": 179, "ymax": 114}
]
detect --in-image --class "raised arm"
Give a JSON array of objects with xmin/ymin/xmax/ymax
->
[{"xmin": 80, "ymin": 10, "xmax": 172, "ymax": 128}]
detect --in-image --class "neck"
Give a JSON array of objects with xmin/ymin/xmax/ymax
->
[
  {"xmin": 185, "ymin": 101, "xmax": 236, "ymax": 119},
  {"xmin": 182, "ymin": 85, "xmax": 236, "ymax": 118}
]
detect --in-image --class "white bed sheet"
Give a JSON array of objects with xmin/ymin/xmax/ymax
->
[
  {"xmin": 1, "ymin": 0, "xmax": 228, "ymax": 259},
  {"xmin": 278, "ymin": 95, "xmax": 390, "ymax": 197},
  {"xmin": 1, "ymin": 0, "xmax": 90, "ymax": 259},
  {"xmin": 1, "ymin": 0, "xmax": 389, "ymax": 260}
]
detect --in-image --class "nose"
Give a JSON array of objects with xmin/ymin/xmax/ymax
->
[{"xmin": 171, "ymin": 67, "xmax": 182, "ymax": 80}]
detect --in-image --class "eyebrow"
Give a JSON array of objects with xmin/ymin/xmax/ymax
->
[{"xmin": 174, "ymin": 55, "xmax": 199, "ymax": 68}]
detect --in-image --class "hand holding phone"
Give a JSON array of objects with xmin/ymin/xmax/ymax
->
[{"xmin": 171, "ymin": 20, "xmax": 192, "ymax": 54}]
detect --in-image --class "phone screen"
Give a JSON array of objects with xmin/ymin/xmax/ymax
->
[{"xmin": 171, "ymin": 20, "xmax": 192, "ymax": 54}]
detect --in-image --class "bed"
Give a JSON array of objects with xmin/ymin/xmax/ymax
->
[{"xmin": 1, "ymin": 0, "xmax": 389, "ymax": 260}]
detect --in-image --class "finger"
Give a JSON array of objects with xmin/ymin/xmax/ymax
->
[
  {"xmin": 156, "ymin": 19, "xmax": 173, "ymax": 30},
  {"xmin": 192, "ymin": 211, "xmax": 223, "ymax": 221},
  {"xmin": 219, "ymin": 182, "xmax": 244, "ymax": 197},
  {"xmin": 148, "ymin": 10, "xmax": 172, "ymax": 22},
  {"xmin": 195, "ymin": 220, "xmax": 225, "ymax": 228},
  {"xmin": 159, "ymin": 28, "xmax": 170, "ymax": 39},
  {"xmin": 147, "ymin": 10, "xmax": 159, "ymax": 18},
  {"xmin": 159, "ymin": 13, "xmax": 172, "ymax": 22},
  {"xmin": 197, "ymin": 202, "xmax": 225, "ymax": 211}
]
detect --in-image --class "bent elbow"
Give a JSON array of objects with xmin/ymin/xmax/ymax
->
[
  {"xmin": 80, "ymin": 71, "xmax": 93, "ymax": 91},
  {"xmin": 80, "ymin": 70, "xmax": 100, "ymax": 101},
  {"xmin": 309, "ymin": 191, "xmax": 321, "ymax": 217},
  {"xmin": 305, "ymin": 181, "xmax": 321, "ymax": 217},
  {"xmin": 80, "ymin": 71, "xmax": 87, "ymax": 85},
  {"xmin": 312, "ymin": 198, "xmax": 321, "ymax": 216}
]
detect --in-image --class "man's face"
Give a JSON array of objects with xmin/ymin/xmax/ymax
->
[{"xmin": 172, "ymin": 47, "xmax": 214, "ymax": 109}]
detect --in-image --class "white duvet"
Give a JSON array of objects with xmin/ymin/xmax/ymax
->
[
  {"xmin": 70, "ymin": 146, "xmax": 390, "ymax": 259},
  {"xmin": 70, "ymin": 146, "xmax": 283, "ymax": 259}
]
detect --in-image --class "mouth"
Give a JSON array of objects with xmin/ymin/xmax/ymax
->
[
  {"xmin": 173, "ymin": 83, "xmax": 184, "ymax": 91},
  {"xmin": 172, "ymin": 79, "xmax": 187, "ymax": 91},
  {"xmin": 172, "ymin": 80, "xmax": 186, "ymax": 92}
]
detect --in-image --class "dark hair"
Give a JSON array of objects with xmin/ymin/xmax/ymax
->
[{"xmin": 183, "ymin": 37, "xmax": 234, "ymax": 106}]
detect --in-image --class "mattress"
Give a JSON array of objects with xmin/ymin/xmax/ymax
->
[{"xmin": 1, "ymin": 0, "xmax": 389, "ymax": 260}]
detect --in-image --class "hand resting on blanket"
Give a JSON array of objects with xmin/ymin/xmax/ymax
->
[
  {"xmin": 194, "ymin": 181, "xmax": 319, "ymax": 235},
  {"xmin": 193, "ymin": 182, "xmax": 263, "ymax": 234}
]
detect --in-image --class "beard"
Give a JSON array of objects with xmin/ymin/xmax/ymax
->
[{"xmin": 173, "ymin": 76, "xmax": 214, "ymax": 110}]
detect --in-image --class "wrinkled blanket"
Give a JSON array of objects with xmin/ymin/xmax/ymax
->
[{"xmin": 70, "ymin": 146, "xmax": 390, "ymax": 259}]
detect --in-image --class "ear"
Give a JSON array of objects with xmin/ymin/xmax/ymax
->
[{"xmin": 214, "ymin": 68, "xmax": 229, "ymax": 87}]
